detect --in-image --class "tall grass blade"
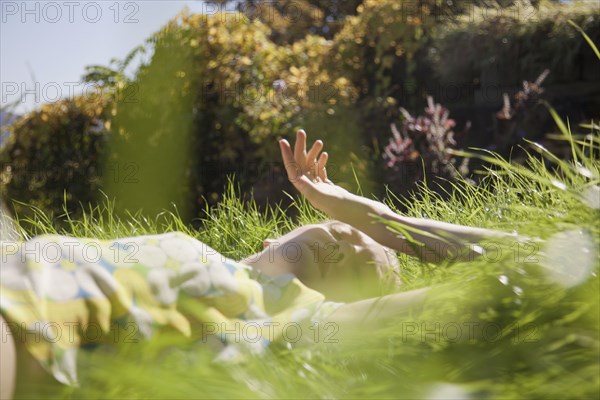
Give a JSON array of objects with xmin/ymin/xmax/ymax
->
[{"xmin": 568, "ymin": 20, "xmax": 600, "ymax": 60}]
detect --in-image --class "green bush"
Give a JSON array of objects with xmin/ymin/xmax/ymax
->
[
  {"xmin": 430, "ymin": 2, "xmax": 600, "ymax": 91},
  {"xmin": 0, "ymin": 95, "xmax": 109, "ymax": 219}
]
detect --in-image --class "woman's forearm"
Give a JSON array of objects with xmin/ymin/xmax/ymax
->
[
  {"xmin": 324, "ymin": 288, "xmax": 429, "ymax": 329},
  {"xmin": 321, "ymin": 191, "xmax": 401, "ymax": 250},
  {"xmin": 324, "ymin": 191, "xmax": 517, "ymax": 263}
]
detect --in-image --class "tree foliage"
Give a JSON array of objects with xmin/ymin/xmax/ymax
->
[{"xmin": 207, "ymin": 0, "xmax": 364, "ymax": 43}]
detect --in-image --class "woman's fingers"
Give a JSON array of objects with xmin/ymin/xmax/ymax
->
[
  {"xmin": 279, "ymin": 139, "xmax": 294, "ymax": 166},
  {"xmin": 306, "ymin": 139, "xmax": 323, "ymax": 165},
  {"xmin": 279, "ymin": 139, "xmax": 302, "ymax": 183},
  {"xmin": 279, "ymin": 136, "xmax": 327, "ymax": 209},
  {"xmin": 317, "ymin": 152, "xmax": 329, "ymax": 182},
  {"xmin": 284, "ymin": 129, "xmax": 330, "ymax": 183},
  {"xmin": 279, "ymin": 141, "xmax": 315, "ymax": 196},
  {"xmin": 294, "ymin": 129, "xmax": 307, "ymax": 163}
]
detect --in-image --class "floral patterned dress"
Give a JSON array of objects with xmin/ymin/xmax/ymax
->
[{"xmin": 0, "ymin": 232, "xmax": 342, "ymax": 385}]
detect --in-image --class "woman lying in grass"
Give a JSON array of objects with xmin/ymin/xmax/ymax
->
[{"xmin": 0, "ymin": 130, "xmax": 520, "ymax": 399}]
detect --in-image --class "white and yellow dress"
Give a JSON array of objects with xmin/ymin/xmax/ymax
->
[{"xmin": 0, "ymin": 232, "xmax": 341, "ymax": 385}]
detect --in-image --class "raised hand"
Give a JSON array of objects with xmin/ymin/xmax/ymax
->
[
  {"xmin": 279, "ymin": 130, "xmax": 350, "ymax": 216},
  {"xmin": 281, "ymin": 129, "xmax": 330, "ymax": 183}
]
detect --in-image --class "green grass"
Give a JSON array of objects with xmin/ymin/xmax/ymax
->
[{"xmin": 8, "ymin": 123, "xmax": 600, "ymax": 399}]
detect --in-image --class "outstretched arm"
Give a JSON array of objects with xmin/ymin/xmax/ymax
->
[
  {"xmin": 279, "ymin": 130, "xmax": 519, "ymax": 263},
  {"xmin": 324, "ymin": 287, "xmax": 429, "ymax": 329}
]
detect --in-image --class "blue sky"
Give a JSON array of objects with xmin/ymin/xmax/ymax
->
[{"xmin": 1, "ymin": 0, "xmax": 211, "ymax": 114}]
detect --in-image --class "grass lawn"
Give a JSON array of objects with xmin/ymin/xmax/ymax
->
[{"xmin": 8, "ymin": 117, "xmax": 599, "ymax": 399}]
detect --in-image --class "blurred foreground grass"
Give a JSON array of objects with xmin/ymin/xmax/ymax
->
[{"xmin": 10, "ymin": 125, "xmax": 600, "ymax": 399}]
